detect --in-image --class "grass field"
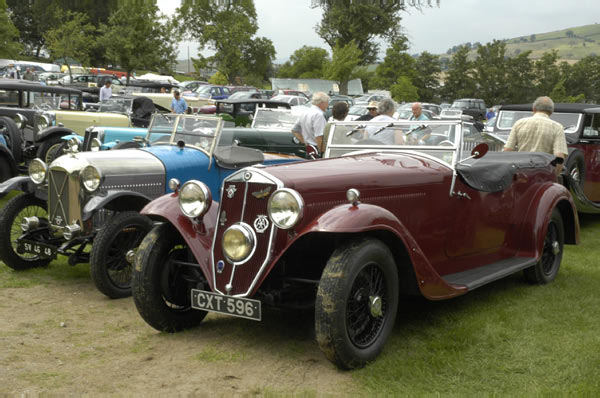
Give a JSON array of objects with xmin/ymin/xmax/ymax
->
[{"xmin": 1, "ymin": 191, "xmax": 599, "ymax": 394}]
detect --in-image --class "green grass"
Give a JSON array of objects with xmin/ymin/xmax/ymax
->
[{"xmin": 352, "ymin": 214, "xmax": 600, "ymax": 395}]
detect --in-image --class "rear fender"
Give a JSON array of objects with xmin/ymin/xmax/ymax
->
[
  {"xmin": 141, "ymin": 193, "xmax": 219, "ymax": 289},
  {"xmin": 292, "ymin": 203, "xmax": 467, "ymax": 300},
  {"xmin": 516, "ymin": 182, "xmax": 579, "ymax": 259},
  {"xmin": 82, "ymin": 190, "xmax": 151, "ymax": 221}
]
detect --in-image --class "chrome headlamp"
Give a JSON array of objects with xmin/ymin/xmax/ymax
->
[
  {"xmin": 178, "ymin": 180, "xmax": 212, "ymax": 218},
  {"xmin": 36, "ymin": 114, "xmax": 51, "ymax": 131},
  {"xmin": 90, "ymin": 138, "xmax": 102, "ymax": 152},
  {"xmin": 28, "ymin": 158, "xmax": 47, "ymax": 184},
  {"xmin": 67, "ymin": 137, "xmax": 80, "ymax": 153},
  {"xmin": 13, "ymin": 113, "xmax": 26, "ymax": 129},
  {"xmin": 267, "ymin": 188, "xmax": 303, "ymax": 229},
  {"xmin": 222, "ymin": 223, "xmax": 255, "ymax": 263},
  {"xmin": 81, "ymin": 165, "xmax": 102, "ymax": 192}
]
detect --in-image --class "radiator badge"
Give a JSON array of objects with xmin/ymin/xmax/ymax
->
[
  {"xmin": 252, "ymin": 186, "xmax": 271, "ymax": 199},
  {"xmin": 226, "ymin": 184, "xmax": 237, "ymax": 199},
  {"xmin": 54, "ymin": 216, "xmax": 63, "ymax": 225},
  {"xmin": 219, "ymin": 210, "xmax": 227, "ymax": 226},
  {"xmin": 216, "ymin": 260, "xmax": 225, "ymax": 274},
  {"xmin": 253, "ymin": 215, "xmax": 269, "ymax": 233}
]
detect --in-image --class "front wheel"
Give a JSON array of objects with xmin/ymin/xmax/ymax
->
[
  {"xmin": 36, "ymin": 135, "xmax": 66, "ymax": 164},
  {"xmin": 524, "ymin": 208, "xmax": 564, "ymax": 284},
  {"xmin": 0, "ymin": 194, "xmax": 51, "ymax": 270},
  {"xmin": 132, "ymin": 223, "xmax": 208, "ymax": 332},
  {"xmin": 90, "ymin": 211, "xmax": 153, "ymax": 299},
  {"xmin": 315, "ymin": 238, "xmax": 399, "ymax": 369}
]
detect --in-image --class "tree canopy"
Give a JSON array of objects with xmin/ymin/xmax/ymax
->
[
  {"xmin": 100, "ymin": 0, "xmax": 177, "ymax": 83},
  {"xmin": 177, "ymin": 0, "xmax": 275, "ymax": 85},
  {"xmin": 277, "ymin": 46, "xmax": 330, "ymax": 79},
  {"xmin": 324, "ymin": 40, "xmax": 362, "ymax": 95},
  {"xmin": 0, "ymin": 0, "xmax": 21, "ymax": 58}
]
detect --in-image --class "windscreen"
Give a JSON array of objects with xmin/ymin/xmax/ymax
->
[
  {"xmin": 251, "ymin": 108, "xmax": 300, "ymax": 130},
  {"xmin": 497, "ymin": 111, "xmax": 581, "ymax": 137},
  {"xmin": 98, "ymin": 97, "xmax": 133, "ymax": 113}
]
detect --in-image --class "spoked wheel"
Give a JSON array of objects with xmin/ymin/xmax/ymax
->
[
  {"xmin": 36, "ymin": 136, "xmax": 66, "ymax": 165},
  {"xmin": 90, "ymin": 211, "xmax": 153, "ymax": 299},
  {"xmin": 315, "ymin": 238, "xmax": 399, "ymax": 369},
  {"xmin": 524, "ymin": 208, "xmax": 564, "ymax": 284},
  {"xmin": 0, "ymin": 194, "xmax": 51, "ymax": 270},
  {"xmin": 132, "ymin": 223, "xmax": 208, "ymax": 332},
  {"xmin": 0, "ymin": 116, "xmax": 23, "ymax": 163}
]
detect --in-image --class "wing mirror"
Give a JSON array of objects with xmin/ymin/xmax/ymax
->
[{"xmin": 456, "ymin": 142, "xmax": 489, "ymax": 166}]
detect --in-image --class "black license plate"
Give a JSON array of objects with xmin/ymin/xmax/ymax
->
[
  {"xmin": 191, "ymin": 289, "xmax": 261, "ymax": 321},
  {"xmin": 17, "ymin": 240, "xmax": 57, "ymax": 259}
]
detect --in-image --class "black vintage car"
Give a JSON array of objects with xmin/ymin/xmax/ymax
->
[
  {"xmin": 492, "ymin": 103, "xmax": 600, "ymax": 213},
  {"xmin": 0, "ymin": 79, "xmax": 83, "ymax": 172}
]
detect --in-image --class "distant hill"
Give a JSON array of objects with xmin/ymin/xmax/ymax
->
[{"xmin": 442, "ymin": 23, "xmax": 600, "ymax": 62}]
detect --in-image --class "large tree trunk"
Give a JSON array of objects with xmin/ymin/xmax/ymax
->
[{"xmin": 339, "ymin": 80, "xmax": 349, "ymax": 95}]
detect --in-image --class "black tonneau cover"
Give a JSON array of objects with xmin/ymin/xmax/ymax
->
[
  {"xmin": 457, "ymin": 152, "xmax": 555, "ymax": 192},
  {"xmin": 0, "ymin": 78, "xmax": 82, "ymax": 95}
]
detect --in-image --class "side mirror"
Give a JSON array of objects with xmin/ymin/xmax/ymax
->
[{"xmin": 471, "ymin": 142, "xmax": 489, "ymax": 159}]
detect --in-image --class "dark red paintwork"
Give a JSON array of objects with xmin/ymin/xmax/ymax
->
[{"xmin": 145, "ymin": 151, "xmax": 579, "ymax": 301}]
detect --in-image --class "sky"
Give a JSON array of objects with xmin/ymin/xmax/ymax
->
[{"xmin": 157, "ymin": 0, "xmax": 600, "ymax": 64}]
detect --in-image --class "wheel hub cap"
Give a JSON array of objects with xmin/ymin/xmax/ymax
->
[
  {"xmin": 369, "ymin": 295, "xmax": 383, "ymax": 318},
  {"xmin": 552, "ymin": 241, "xmax": 560, "ymax": 255}
]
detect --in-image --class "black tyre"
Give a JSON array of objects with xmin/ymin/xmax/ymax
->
[
  {"xmin": 112, "ymin": 141, "xmax": 141, "ymax": 150},
  {"xmin": 565, "ymin": 152, "xmax": 585, "ymax": 190},
  {"xmin": 0, "ymin": 194, "xmax": 51, "ymax": 270},
  {"xmin": 524, "ymin": 208, "xmax": 564, "ymax": 284},
  {"xmin": 0, "ymin": 156, "xmax": 14, "ymax": 184},
  {"xmin": 0, "ymin": 116, "xmax": 23, "ymax": 163},
  {"xmin": 36, "ymin": 135, "xmax": 66, "ymax": 164},
  {"xmin": 315, "ymin": 237, "xmax": 399, "ymax": 369},
  {"xmin": 132, "ymin": 223, "xmax": 208, "ymax": 332},
  {"xmin": 90, "ymin": 211, "xmax": 153, "ymax": 299}
]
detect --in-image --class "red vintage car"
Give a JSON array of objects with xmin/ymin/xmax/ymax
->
[{"xmin": 132, "ymin": 120, "xmax": 579, "ymax": 369}]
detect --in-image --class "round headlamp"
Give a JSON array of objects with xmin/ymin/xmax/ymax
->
[
  {"xmin": 90, "ymin": 138, "xmax": 102, "ymax": 152},
  {"xmin": 222, "ymin": 223, "xmax": 255, "ymax": 263},
  {"xmin": 267, "ymin": 188, "xmax": 303, "ymax": 229},
  {"xmin": 178, "ymin": 180, "xmax": 212, "ymax": 218},
  {"xmin": 81, "ymin": 165, "xmax": 102, "ymax": 192},
  {"xmin": 67, "ymin": 137, "xmax": 79, "ymax": 153},
  {"xmin": 37, "ymin": 115, "xmax": 50, "ymax": 131},
  {"xmin": 28, "ymin": 158, "xmax": 47, "ymax": 184},
  {"xmin": 13, "ymin": 113, "xmax": 26, "ymax": 129}
]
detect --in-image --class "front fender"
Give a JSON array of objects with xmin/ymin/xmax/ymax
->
[
  {"xmin": 38, "ymin": 126, "xmax": 76, "ymax": 142},
  {"xmin": 60, "ymin": 134, "xmax": 82, "ymax": 143},
  {"xmin": 82, "ymin": 190, "xmax": 152, "ymax": 221},
  {"xmin": 141, "ymin": 193, "xmax": 219, "ymax": 290},
  {"xmin": 0, "ymin": 176, "xmax": 33, "ymax": 195},
  {"xmin": 517, "ymin": 182, "xmax": 579, "ymax": 259},
  {"xmin": 292, "ymin": 203, "xmax": 467, "ymax": 300}
]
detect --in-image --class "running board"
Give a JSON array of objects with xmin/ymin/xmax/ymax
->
[{"xmin": 442, "ymin": 257, "xmax": 537, "ymax": 291}]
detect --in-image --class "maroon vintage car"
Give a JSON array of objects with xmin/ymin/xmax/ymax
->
[
  {"xmin": 491, "ymin": 103, "xmax": 600, "ymax": 213},
  {"xmin": 132, "ymin": 120, "xmax": 579, "ymax": 369}
]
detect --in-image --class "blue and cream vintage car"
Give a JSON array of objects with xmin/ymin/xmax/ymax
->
[{"xmin": 0, "ymin": 114, "xmax": 303, "ymax": 299}]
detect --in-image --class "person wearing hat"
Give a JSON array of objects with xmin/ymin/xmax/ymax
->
[{"xmin": 356, "ymin": 100, "xmax": 379, "ymax": 121}]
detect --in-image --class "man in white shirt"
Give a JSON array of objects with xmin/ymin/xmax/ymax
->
[
  {"xmin": 292, "ymin": 91, "xmax": 329, "ymax": 158},
  {"xmin": 99, "ymin": 81, "xmax": 112, "ymax": 102},
  {"xmin": 366, "ymin": 98, "xmax": 402, "ymax": 145}
]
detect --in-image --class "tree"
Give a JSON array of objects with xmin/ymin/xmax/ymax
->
[
  {"xmin": 44, "ymin": 11, "xmax": 96, "ymax": 80},
  {"xmin": 324, "ymin": 40, "xmax": 361, "ymax": 95},
  {"xmin": 472, "ymin": 40, "xmax": 508, "ymax": 105},
  {"xmin": 372, "ymin": 38, "xmax": 416, "ymax": 89},
  {"xmin": 100, "ymin": 0, "xmax": 178, "ymax": 84},
  {"xmin": 7, "ymin": 0, "xmax": 118, "ymax": 59},
  {"xmin": 209, "ymin": 71, "xmax": 228, "ymax": 85},
  {"xmin": 564, "ymin": 55, "xmax": 600, "ymax": 103},
  {"xmin": 315, "ymin": 0, "xmax": 406, "ymax": 65},
  {"xmin": 533, "ymin": 50, "xmax": 562, "ymax": 97},
  {"xmin": 177, "ymin": 0, "xmax": 275, "ymax": 85},
  {"xmin": 0, "ymin": 0, "xmax": 21, "ymax": 58},
  {"xmin": 277, "ymin": 46, "xmax": 330, "ymax": 78},
  {"xmin": 442, "ymin": 45, "xmax": 475, "ymax": 100},
  {"xmin": 390, "ymin": 76, "xmax": 419, "ymax": 103},
  {"xmin": 505, "ymin": 51, "xmax": 535, "ymax": 103},
  {"xmin": 530, "ymin": 34, "xmax": 536, "ymax": 42},
  {"xmin": 413, "ymin": 51, "xmax": 441, "ymax": 103}
]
